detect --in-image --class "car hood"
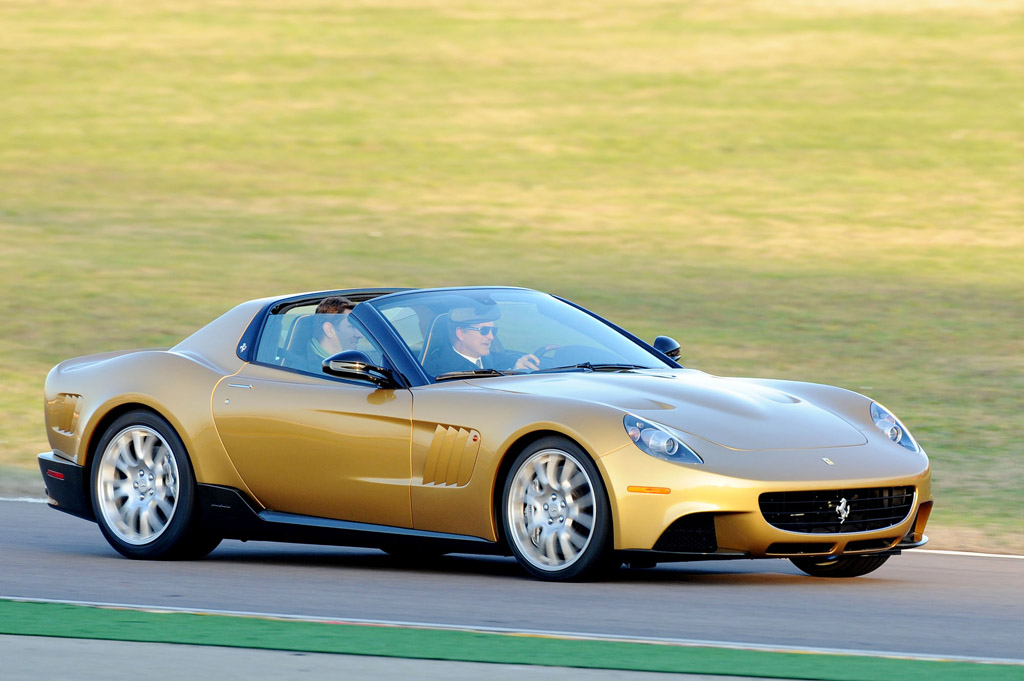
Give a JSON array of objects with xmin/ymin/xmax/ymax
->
[{"xmin": 479, "ymin": 369, "xmax": 867, "ymax": 451}]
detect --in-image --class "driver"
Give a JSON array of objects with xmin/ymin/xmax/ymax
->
[{"xmin": 423, "ymin": 305, "xmax": 540, "ymax": 377}]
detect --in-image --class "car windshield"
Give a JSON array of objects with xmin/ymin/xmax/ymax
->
[{"xmin": 368, "ymin": 288, "xmax": 671, "ymax": 381}]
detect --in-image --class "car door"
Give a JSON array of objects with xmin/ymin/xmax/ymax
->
[{"xmin": 211, "ymin": 362, "xmax": 413, "ymax": 528}]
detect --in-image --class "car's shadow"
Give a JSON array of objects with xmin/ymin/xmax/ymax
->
[
  {"xmin": 204, "ymin": 543, "xmax": 525, "ymax": 578},
  {"xmin": 34, "ymin": 534, "xmax": 899, "ymax": 586},
  {"xmin": 198, "ymin": 541, "xmax": 897, "ymax": 586}
]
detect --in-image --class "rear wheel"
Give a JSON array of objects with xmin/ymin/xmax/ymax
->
[
  {"xmin": 90, "ymin": 410, "xmax": 220, "ymax": 560},
  {"xmin": 502, "ymin": 437, "xmax": 611, "ymax": 581},
  {"xmin": 790, "ymin": 554, "xmax": 890, "ymax": 578}
]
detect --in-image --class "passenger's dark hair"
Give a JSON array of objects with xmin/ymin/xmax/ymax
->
[{"xmin": 315, "ymin": 296, "xmax": 355, "ymax": 315}]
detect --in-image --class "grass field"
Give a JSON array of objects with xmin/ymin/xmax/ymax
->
[{"xmin": 1, "ymin": 0, "xmax": 1021, "ymax": 546}]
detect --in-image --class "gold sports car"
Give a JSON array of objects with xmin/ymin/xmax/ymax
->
[{"xmin": 39, "ymin": 287, "xmax": 932, "ymax": 581}]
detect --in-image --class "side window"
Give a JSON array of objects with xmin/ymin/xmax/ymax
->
[
  {"xmin": 256, "ymin": 304, "xmax": 386, "ymax": 377},
  {"xmin": 346, "ymin": 316, "xmax": 385, "ymax": 366},
  {"xmin": 255, "ymin": 306, "xmax": 317, "ymax": 365},
  {"xmin": 381, "ymin": 306, "xmax": 425, "ymax": 356}
]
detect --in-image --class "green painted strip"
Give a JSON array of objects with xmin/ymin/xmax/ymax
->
[{"xmin": 0, "ymin": 600, "xmax": 1018, "ymax": 681}]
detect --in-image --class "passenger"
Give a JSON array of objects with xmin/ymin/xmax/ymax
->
[
  {"xmin": 423, "ymin": 306, "xmax": 540, "ymax": 377},
  {"xmin": 306, "ymin": 296, "xmax": 363, "ymax": 369}
]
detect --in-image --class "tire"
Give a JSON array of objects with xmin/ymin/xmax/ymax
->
[
  {"xmin": 90, "ymin": 410, "xmax": 220, "ymax": 560},
  {"xmin": 790, "ymin": 554, "xmax": 890, "ymax": 578},
  {"xmin": 501, "ymin": 437, "xmax": 612, "ymax": 581}
]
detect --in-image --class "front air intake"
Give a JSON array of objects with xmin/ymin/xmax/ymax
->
[
  {"xmin": 759, "ymin": 487, "xmax": 915, "ymax": 534},
  {"xmin": 653, "ymin": 513, "xmax": 718, "ymax": 553}
]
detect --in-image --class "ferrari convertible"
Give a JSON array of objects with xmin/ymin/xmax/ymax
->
[{"xmin": 39, "ymin": 286, "xmax": 932, "ymax": 581}]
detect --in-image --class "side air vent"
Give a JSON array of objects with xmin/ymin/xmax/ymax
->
[
  {"xmin": 422, "ymin": 425, "xmax": 481, "ymax": 487},
  {"xmin": 653, "ymin": 513, "xmax": 718, "ymax": 553},
  {"xmin": 48, "ymin": 393, "xmax": 82, "ymax": 436}
]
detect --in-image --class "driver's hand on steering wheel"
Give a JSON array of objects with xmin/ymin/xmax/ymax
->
[{"xmin": 513, "ymin": 353, "xmax": 541, "ymax": 371}]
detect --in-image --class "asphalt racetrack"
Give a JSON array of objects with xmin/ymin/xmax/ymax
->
[{"xmin": 2, "ymin": 499, "xmax": 1022, "ymax": 666}]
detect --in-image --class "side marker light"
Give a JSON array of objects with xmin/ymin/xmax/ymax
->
[
  {"xmin": 46, "ymin": 470, "xmax": 65, "ymax": 481},
  {"xmin": 627, "ymin": 486, "xmax": 671, "ymax": 495}
]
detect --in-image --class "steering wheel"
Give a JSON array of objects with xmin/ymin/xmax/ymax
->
[{"xmin": 529, "ymin": 344, "xmax": 561, "ymax": 370}]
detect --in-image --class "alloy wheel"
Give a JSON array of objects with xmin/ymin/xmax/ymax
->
[
  {"xmin": 505, "ymin": 448, "xmax": 597, "ymax": 572},
  {"xmin": 95, "ymin": 425, "xmax": 180, "ymax": 545}
]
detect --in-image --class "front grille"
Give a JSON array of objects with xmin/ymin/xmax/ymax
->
[
  {"xmin": 759, "ymin": 487, "xmax": 915, "ymax": 534},
  {"xmin": 653, "ymin": 513, "xmax": 718, "ymax": 553}
]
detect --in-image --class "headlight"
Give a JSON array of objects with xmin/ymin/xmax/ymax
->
[
  {"xmin": 870, "ymin": 402, "xmax": 920, "ymax": 453},
  {"xmin": 623, "ymin": 414, "xmax": 704, "ymax": 465}
]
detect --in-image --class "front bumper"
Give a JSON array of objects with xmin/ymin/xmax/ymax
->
[
  {"xmin": 38, "ymin": 451, "xmax": 93, "ymax": 522},
  {"xmin": 598, "ymin": 445, "xmax": 933, "ymax": 559}
]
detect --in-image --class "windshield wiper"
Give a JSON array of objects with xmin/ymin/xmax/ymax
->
[
  {"xmin": 434, "ymin": 369, "xmax": 512, "ymax": 382},
  {"xmin": 436, "ymin": 363, "xmax": 649, "ymax": 380},
  {"xmin": 534, "ymin": 363, "xmax": 649, "ymax": 374}
]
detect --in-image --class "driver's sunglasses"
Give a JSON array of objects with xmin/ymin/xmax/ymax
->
[{"xmin": 464, "ymin": 325, "xmax": 498, "ymax": 337}]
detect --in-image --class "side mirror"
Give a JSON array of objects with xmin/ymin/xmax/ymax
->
[
  {"xmin": 653, "ymin": 336, "xmax": 682, "ymax": 360},
  {"xmin": 322, "ymin": 351, "xmax": 397, "ymax": 388}
]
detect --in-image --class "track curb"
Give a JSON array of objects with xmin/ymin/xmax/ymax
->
[{"xmin": 1, "ymin": 598, "xmax": 1020, "ymax": 681}]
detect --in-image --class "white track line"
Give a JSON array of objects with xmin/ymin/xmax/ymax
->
[
  {"xmin": 3, "ymin": 596, "xmax": 1022, "ymax": 666},
  {"xmin": 3, "ymin": 497, "xmax": 1022, "ymax": 560}
]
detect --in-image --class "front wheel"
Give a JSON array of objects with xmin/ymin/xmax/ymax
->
[
  {"xmin": 502, "ymin": 438, "xmax": 611, "ymax": 581},
  {"xmin": 790, "ymin": 554, "xmax": 890, "ymax": 578},
  {"xmin": 90, "ymin": 410, "xmax": 219, "ymax": 560}
]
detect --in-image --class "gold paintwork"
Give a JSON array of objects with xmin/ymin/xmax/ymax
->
[
  {"xmin": 211, "ymin": 363, "xmax": 413, "ymax": 527},
  {"xmin": 43, "ymin": 291, "xmax": 933, "ymax": 560}
]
